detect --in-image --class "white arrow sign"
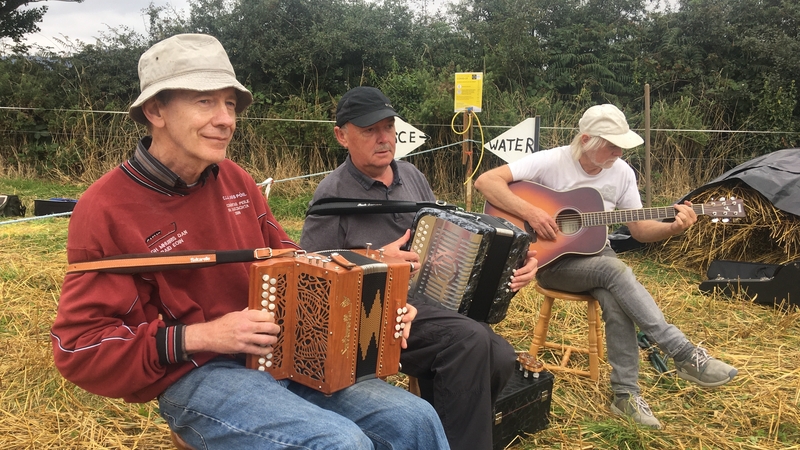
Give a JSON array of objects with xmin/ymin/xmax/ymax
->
[
  {"xmin": 483, "ymin": 117, "xmax": 540, "ymax": 163},
  {"xmin": 395, "ymin": 118, "xmax": 427, "ymax": 159}
]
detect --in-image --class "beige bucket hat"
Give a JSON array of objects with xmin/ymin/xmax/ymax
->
[
  {"xmin": 578, "ymin": 104, "xmax": 644, "ymax": 149},
  {"xmin": 128, "ymin": 34, "xmax": 253, "ymax": 124}
]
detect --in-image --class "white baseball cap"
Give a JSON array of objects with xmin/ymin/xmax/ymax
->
[
  {"xmin": 128, "ymin": 34, "xmax": 253, "ymax": 125},
  {"xmin": 578, "ymin": 104, "xmax": 644, "ymax": 149}
]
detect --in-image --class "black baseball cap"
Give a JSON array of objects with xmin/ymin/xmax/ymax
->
[{"xmin": 335, "ymin": 86, "xmax": 400, "ymax": 127}]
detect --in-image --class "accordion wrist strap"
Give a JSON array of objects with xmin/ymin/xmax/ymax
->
[{"xmin": 66, "ymin": 247, "xmax": 297, "ymax": 274}]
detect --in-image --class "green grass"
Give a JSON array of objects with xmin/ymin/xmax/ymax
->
[
  {"xmin": 267, "ymin": 190, "xmax": 314, "ymax": 219},
  {"xmin": 0, "ymin": 177, "xmax": 86, "ymax": 205}
]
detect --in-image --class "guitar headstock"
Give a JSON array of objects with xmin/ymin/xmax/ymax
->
[
  {"xmin": 516, "ymin": 351, "xmax": 544, "ymax": 378},
  {"xmin": 702, "ymin": 197, "xmax": 747, "ymax": 223}
]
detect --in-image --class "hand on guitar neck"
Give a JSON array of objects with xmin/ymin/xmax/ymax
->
[{"xmin": 483, "ymin": 181, "xmax": 746, "ymax": 268}]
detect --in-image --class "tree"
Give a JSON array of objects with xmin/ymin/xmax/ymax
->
[
  {"xmin": 449, "ymin": 0, "xmax": 548, "ymax": 93},
  {"xmin": 174, "ymin": 0, "xmax": 424, "ymax": 98},
  {"xmin": 637, "ymin": 0, "xmax": 800, "ymax": 154},
  {"xmin": 1, "ymin": 0, "xmax": 83, "ymax": 52},
  {"xmin": 1, "ymin": 1, "xmax": 45, "ymax": 47}
]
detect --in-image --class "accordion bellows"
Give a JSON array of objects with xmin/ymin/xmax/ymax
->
[
  {"xmin": 406, "ymin": 208, "xmax": 531, "ymax": 323},
  {"xmin": 246, "ymin": 249, "xmax": 410, "ymax": 394}
]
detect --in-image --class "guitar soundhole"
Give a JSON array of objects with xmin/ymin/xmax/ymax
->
[{"xmin": 556, "ymin": 209, "xmax": 582, "ymax": 236}]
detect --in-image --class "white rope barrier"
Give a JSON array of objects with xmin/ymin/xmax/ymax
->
[
  {"xmin": 0, "ymin": 211, "xmax": 73, "ymax": 226},
  {"xmin": 1, "ymin": 106, "xmax": 797, "ymax": 135}
]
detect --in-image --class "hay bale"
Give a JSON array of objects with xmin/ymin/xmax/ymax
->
[{"xmin": 654, "ymin": 182, "xmax": 800, "ymax": 274}]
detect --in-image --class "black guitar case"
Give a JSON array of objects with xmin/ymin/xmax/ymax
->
[{"xmin": 699, "ymin": 259, "xmax": 800, "ymax": 309}]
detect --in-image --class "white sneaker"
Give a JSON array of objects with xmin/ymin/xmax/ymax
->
[
  {"xmin": 674, "ymin": 346, "xmax": 738, "ymax": 388},
  {"xmin": 610, "ymin": 394, "xmax": 663, "ymax": 429}
]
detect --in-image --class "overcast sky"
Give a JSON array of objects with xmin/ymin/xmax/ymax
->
[{"xmin": 21, "ymin": 0, "xmax": 191, "ymax": 51}]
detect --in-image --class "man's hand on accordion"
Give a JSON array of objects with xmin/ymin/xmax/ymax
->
[
  {"xmin": 399, "ymin": 303, "xmax": 417, "ymax": 349},
  {"xmin": 184, "ymin": 308, "xmax": 280, "ymax": 356},
  {"xmin": 509, "ymin": 250, "xmax": 539, "ymax": 292},
  {"xmin": 382, "ymin": 230, "xmax": 421, "ymax": 274}
]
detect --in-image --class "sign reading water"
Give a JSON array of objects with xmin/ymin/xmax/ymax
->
[{"xmin": 483, "ymin": 117, "xmax": 540, "ymax": 163}]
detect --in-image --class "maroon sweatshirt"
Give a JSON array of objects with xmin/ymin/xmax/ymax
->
[{"xmin": 51, "ymin": 157, "xmax": 298, "ymax": 402}]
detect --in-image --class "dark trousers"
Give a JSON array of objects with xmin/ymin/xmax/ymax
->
[{"xmin": 401, "ymin": 302, "xmax": 517, "ymax": 450}]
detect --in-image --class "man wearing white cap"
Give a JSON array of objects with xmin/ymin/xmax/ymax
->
[
  {"xmin": 475, "ymin": 104, "xmax": 738, "ymax": 429},
  {"xmin": 51, "ymin": 34, "xmax": 448, "ymax": 449}
]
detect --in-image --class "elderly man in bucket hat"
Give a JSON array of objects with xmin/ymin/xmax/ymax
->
[
  {"xmin": 51, "ymin": 34, "xmax": 449, "ymax": 450},
  {"xmin": 475, "ymin": 104, "xmax": 738, "ymax": 429}
]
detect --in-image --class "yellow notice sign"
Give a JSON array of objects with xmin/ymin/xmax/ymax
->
[{"xmin": 454, "ymin": 72, "xmax": 483, "ymax": 112}]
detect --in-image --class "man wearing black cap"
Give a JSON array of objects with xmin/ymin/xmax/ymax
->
[{"xmin": 301, "ymin": 86, "xmax": 538, "ymax": 450}]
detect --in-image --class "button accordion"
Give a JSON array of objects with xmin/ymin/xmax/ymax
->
[
  {"xmin": 246, "ymin": 249, "xmax": 411, "ymax": 394},
  {"xmin": 405, "ymin": 208, "xmax": 531, "ymax": 324}
]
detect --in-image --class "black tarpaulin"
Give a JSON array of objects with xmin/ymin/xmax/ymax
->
[{"xmin": 680, "ymin": 148, "xmax": 800, "ymax": 216}]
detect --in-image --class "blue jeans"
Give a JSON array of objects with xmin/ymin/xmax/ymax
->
[
  {"xmin": 158, "ymin": 358, "xmax": 449, "ymax": 450},
  {"xmin": 537, "ymin": 246, "xmax": 693, "ymax": 397}
]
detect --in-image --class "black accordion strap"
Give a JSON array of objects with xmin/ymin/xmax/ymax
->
[{"xmin": 305, "ymin": 197, "xmax": 458, "ymax": 217}]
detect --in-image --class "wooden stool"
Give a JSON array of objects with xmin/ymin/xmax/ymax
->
[{"xmin": 528, "ymin": 285, "xmax": 604, "ymax": 381}]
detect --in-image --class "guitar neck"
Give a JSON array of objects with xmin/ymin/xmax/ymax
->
[{"xmin": 580, "ymin": 204, "xmax": 705, "ymax": 227}]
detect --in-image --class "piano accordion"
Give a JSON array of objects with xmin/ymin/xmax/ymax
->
[
  {"xmin": 405, "ymin": 208, "xmax": 531, "ymax": 324},
  {"xmin": 246, "ymin": 249, "xmax": 411, "ymax": 394}
]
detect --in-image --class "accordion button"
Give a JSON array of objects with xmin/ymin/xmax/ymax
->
[
  {"xmin": 396, "ymin": 316, "xmax": 402, "ymax": 323},
  {"xmin": 261, "ymin": 292, "xmax": 268, "ymax": 299},
  {"xmin": 261, "ymin": 300, "xmax": 268, "ymax": 307},
  {"xmin": 395, "ymin": 324, "xmax": 401, "ymax": 331},
  {"xmin": 270, "ymin": 278, "xmax": 277, "ymax": 285},
  {"xmin": 265, "ymin": 361, "xmax": 273, "ymax": 367},
  {"xmin": 266, "ymin": 353, "xmax": 273, "ymax": 359},
  {"xmin": 258, "ymin": 366, "xmax": 265, "ymax": 371},
  {"xmin": 268, "ymin": 303, "xmax": 276, "ymax": 310},
  {"xmin": 259, "ymin": 357, "xmax": 266, "ymax": 364},
  {"xmin": 262, "ymin": 275, "xmax": 269, "ymax": 281},
  {"xmin": 269, "ymin": 287, "xmax": 277, "ymax": 294},
  {"xmin": 269, "ymin": 295, "xmax": 276, "ymax": 301},
  {"xmin": 394, "ymin": 332, "xmax": 402, "ymax": 339},
  {"xmin": 396, "ymin": 308, "xmax": 403, "ymax": 315}
]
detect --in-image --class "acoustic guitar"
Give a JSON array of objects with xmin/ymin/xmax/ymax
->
[{"xmin": 483, "ymin": 181, "xmax": 746, "ymax": 268}]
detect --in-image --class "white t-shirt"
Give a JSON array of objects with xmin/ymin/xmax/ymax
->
[{"xmin": 507, "ymin": 145, "xmax": 642, "ymax": 212}]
